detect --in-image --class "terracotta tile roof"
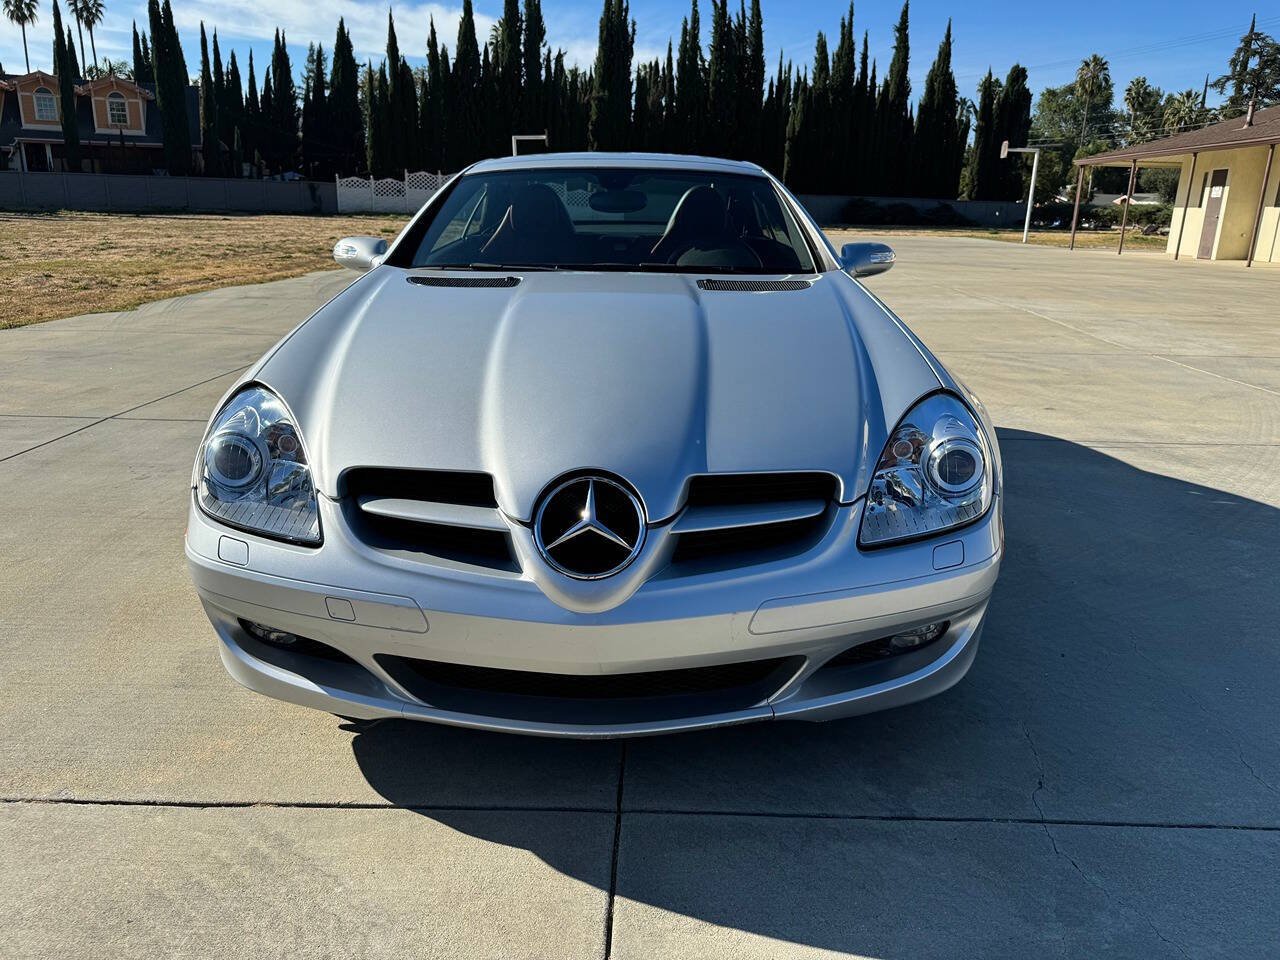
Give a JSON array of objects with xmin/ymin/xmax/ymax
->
[{"xmin": 1076, "ymin": 104, "xmax": 1280, "ymax": 165}]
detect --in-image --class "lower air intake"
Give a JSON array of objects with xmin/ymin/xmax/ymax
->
[{"xmin": 377, "ymin": 654, "xmax": 804, "ymax": 724}]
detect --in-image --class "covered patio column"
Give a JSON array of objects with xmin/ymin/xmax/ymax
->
[
  {"xmin": 1118, "ymin": 158, "xmax": 1138, "ymax": 255},
  {"xmin": 1247, "ymin": 143, "xmax": 1276, "ymax": 268},
  {"xmin": 1069, "ymin": 165, "xmax": 1085, "ymax": 250},
  {"xmin": 1174, "ymin": 152, "xmax": 1198, "ymax": 261}
]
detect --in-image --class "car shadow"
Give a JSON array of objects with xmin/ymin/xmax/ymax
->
[{"xmin": 348, "ymin": 429, "xmax": 1280, "ymax": 953}]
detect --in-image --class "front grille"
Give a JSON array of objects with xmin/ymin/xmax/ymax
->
[
  {"xmin": 342, "ymin": 467, "xmax": 517, "ymax": 571},
  {"xmin": 407, "ymin": 275, "xmax": 521, "ymax": 288},
  {"xmin": 671, "ymin": 472, "xmax": 838, "ymax": 572},
  {"xmin": 697, "ymin": 278, "xmax": 813, "ymax": 292},
  {"xmin": 377, "ymin": 653, "xmax": 803, "ymax": 724}
]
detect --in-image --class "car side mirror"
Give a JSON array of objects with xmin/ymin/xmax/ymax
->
[
  {"xmin": 334, "ymin": 236, "xmax": 389, "ymax": 272},
  {"xmin": 840, "ymin": 242, "xmax": 896, "ymax": 278}
]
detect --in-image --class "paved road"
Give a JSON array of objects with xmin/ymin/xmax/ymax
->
[{"xmin": 3, "ymin": 237, "xmax": 1278, "ymax": 958}]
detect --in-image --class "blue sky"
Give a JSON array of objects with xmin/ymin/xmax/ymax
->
[{"xmin": 2, "ymin": 0, "xmax": 1273, "ymax": 110}]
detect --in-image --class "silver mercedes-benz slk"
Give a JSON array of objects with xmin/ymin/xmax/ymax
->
[{"xmin": 186, "ymin": 152, "xmax": 1003, "ymax": 738}]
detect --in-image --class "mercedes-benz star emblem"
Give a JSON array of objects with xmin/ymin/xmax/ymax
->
[{"xmin": 534, "ymin": 476, "xmax": 646, "ymax": 579}]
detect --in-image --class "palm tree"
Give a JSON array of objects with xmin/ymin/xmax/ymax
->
[
  {"xmin": 79, "ymin": 0, "xmax": 104, "ymax": 70},
  {"xmin": 1164, "ymin": 89, "xmax": 1205, "ymax": 133},
  {"xmin": 1124, "ymin": 76, "xmax": 1150, "ymax": 142},
  {"xmin": 2, "ymin": 0, "xmax": 39, "ymax": 73},
  {"xmin": 67, "ymin": 0, "xmax": 88, "ymax": 73},
  {"xmin": 1074, "ymin": 54, "xmax": 1110, "ymax": 145}
]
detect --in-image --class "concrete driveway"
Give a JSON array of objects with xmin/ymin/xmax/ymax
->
[{"xmin": 2, "ymin": 236, "xmax": 1278, "ymax": 959}]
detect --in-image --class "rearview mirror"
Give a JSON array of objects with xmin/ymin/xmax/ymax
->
[
  {"xmin": 840, "ymin": 242, "xmax": 896, "ymax": 278},
  {"xmin": 334, "ymin": 236, "xmax": 389, "ymax": 272}
]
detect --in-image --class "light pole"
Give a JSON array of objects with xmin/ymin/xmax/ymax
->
[
  {"xmin": 511, "ymin": 133, "xmax": 549, "ymax": 157},
  {"xmin": 1001, "ymin": 140, "xmax": 1055, "ymax": 244}
]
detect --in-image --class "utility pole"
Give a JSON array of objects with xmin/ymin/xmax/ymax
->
[{"xmin": 1002, "ymin": 140, "xmax": 1057, "ymax": 244}]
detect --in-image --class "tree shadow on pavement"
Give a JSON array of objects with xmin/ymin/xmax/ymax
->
[{"xmin": 348, "ymin": 429, "xmax": 1280, "ymax": 955}]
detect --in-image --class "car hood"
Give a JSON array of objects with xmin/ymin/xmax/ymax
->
[{"xmin": 255, "ymin": 267, "xmax": 940, "ymax": 521}]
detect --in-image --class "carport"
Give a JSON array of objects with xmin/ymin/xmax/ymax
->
[{"xmin": 1069, "ymin": 104, "xmax": 1280, "ymax": 265}]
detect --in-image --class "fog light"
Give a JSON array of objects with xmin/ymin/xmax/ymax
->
[
  {"xmin": 888, "ymin": 621, "xmax": 948, "ymax": 650},
  {"xmin": 244, "ymin": 620, "xmax": 299, "ymax": 647}
]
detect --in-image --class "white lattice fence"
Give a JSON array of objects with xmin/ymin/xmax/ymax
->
[{"xmin": 336, "ymin": 171, "xmax": 454, "ymax": 214}]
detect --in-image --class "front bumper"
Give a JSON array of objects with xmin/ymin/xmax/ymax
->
[{"xmin": 187, "ymin": 493, "xmax": 1002, "ymax": 738}]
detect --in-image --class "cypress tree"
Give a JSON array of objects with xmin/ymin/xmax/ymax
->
[
  {"xmin": 674, "ymin": 0, "xmax": 704, "ymax": 153},
  {"xmin": 878, "ymin": 0, "xmax": 910, "ymax": 196},
  {"xmin": 52, "ymin": 1, "xmax": 82, "ymax": 170},
  {"xmin": 422, "ymin": 19, "xmax": 445, "ymax": 169},
  {"xmin": 198, "ymin": 23, "xmax": 219, "ymax": 175},
  {"xmin": 706, "ymin": 0, "xmax": 738, "ymax": 155},
  {"xmin": 589, "ymin": 0, "xmax": 634, "ymax": 150},
  {"xmin": 270, "ymin": 31, "xmax": 298, "ymax": 172},
  {"xmin": 259, "ymin": 65, "xmax": 273, "ymax": 169},
  {"xmin": 63, "ymin": 23, "xmax": 81, "ymax": 80},
  {"xmin": 148, "ymin": 0, "xmax": 191, "ymax": 174},
  {"xmin": 912, "ymin": 20, "xmax": 960, "ymax": 198},
  {"xmin": 994, "ymin": 64, "xmax": 1032, "ymax": 200},
  {"xmin": 829, "ymin": 3, "xmax": 855, "ymax": 191},
  {"xmin": 211, "ymin": 31, "xmax": 230, "ymax": 149},
  {"xmin": 132, "ymin": 22, "xmax": 153, "ymax": 85},
  {"xmin": 497, "ymin": 0, "xmax": 522, "ymax": 137},
  {"xmin": 225, "ymin": 51, "xmax": 244, "ymax": 175},
  {"xmin": 451, "ymin": 0, "xmax": 482, "ymax": 167},
  {"xmin": 964, "ymin": 69, "xmax": 999, "ymax": 199},
  {"xmin": 384, "ymin": 12, "xmax": 404, "ymax": 172},
  {"xmin": 243, "ymin": 50, "xmax": 259, "ymax": 167},
  {"xmin": 302, "ymin": 42, "xmax": 328, "ymax": 177},
  {"xmin": 399, "ymin": 56, "xmax": 420, "ymax": 168},
  {"xmin": 329, "ymin": 20, "xmax": 362, "ymax": 174},
  {"xmin": 522, "ymin": 0, "xmax": 546, "ymax": 131}
]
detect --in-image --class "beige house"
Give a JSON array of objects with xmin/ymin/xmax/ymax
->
[
  {"xmin": 0, "ymin": 70, "xmax": 194, "ymax": 174},
  {"xmin": 1071, "ymin": 104, "xmax": 1280, "ymax": 265}
]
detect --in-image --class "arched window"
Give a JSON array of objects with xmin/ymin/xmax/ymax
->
[
  {"xmin": 107, "ymin": 91, "xmax": 129, "ymax": 126},
  {"xmin": 33, "ymin": 87, "xmax": 58, "ymax": 122}
]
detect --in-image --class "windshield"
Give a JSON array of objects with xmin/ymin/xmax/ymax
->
[{"xmin": 395, "ymin": 168, "xmax": 818, "ymax": 274}]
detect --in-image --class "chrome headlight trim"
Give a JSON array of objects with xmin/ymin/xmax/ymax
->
[
  {"xmin": 858, "ymin": 391, "xmax": 994, "ymax": 549},
  {"xmin": 194, "ymin": 384, "xmax": 322, "ymax": 546}
]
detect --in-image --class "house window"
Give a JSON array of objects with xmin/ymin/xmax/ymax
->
[
  {"xmin": 107, "ymin": 92, "xmax": 128, "ymax": 126},
  {"xmin": 34, "ymin": 87, "xmax": 58, "ymax": 121}
]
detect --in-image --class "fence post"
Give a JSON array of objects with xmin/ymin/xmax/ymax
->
[
  {"xmin": 17, "ymin": 165, "xmax": 28, "ymax": 208},
  {"xmin": 369, "ymin": 174, "xmax": 375, "ymax": 212},
  {"xmin": 334, "ymin": 173, "xmax": 339, "ymax": 214},
  {"xmin": 62, "ymin": 173, "xmax": 70, "ymax": 210}
]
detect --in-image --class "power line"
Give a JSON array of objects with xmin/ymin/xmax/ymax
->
[{"xmin": 955, "ymin": 14, "xmax": 1280, "ymax": 81}]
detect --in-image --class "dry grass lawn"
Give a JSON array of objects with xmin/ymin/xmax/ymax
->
[
  {"xmin": 0, "ymin": 211, "xmax": 407, "ymax": 329},
  {"xmin": 1, "ymin": 211, "xmax": 1167, "ymax": 330}
]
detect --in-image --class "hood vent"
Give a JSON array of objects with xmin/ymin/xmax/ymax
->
[
  {"xmin": 697, "ymin": 278, "xmax": 813, "ymax": 292},
  {"xmin": 408, "ymin": 275, "xmax": 521, "ymax": 288}
]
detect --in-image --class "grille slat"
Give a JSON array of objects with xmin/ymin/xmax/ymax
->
[
  {"xmin": 671, "ymin": 472, "xmax": 838, "ymax": 571},
  {"xmin": 343, "ymin": 468, "xmax": 516, "ymax": 570}
]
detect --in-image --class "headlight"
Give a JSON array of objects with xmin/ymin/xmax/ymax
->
[
  {"xmin": 195, "ymin": 385, "xmax": 321, "ymax": 545},
  {"xmin": 858, "ymin": 392, "xmax": 993, "ymax": 548}
]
